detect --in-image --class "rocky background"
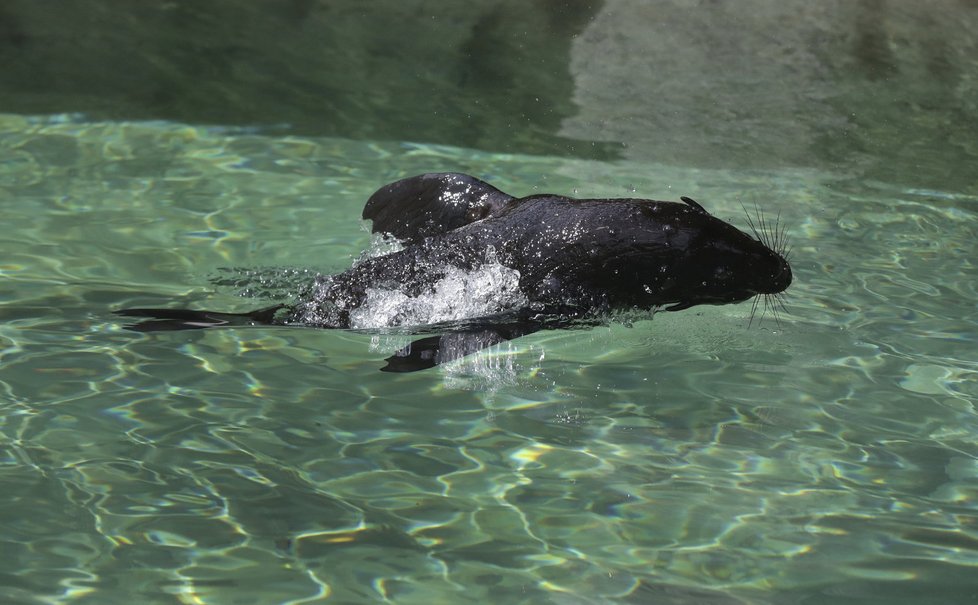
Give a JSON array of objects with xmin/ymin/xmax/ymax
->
[{"xmin": 1, "ymin": 0, "xmax": 976, "ymax": 192}]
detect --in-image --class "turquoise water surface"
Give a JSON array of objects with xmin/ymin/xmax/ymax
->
[{"xmin": 1, "ymin": 114, "xmax": 977, "ymax": 604}]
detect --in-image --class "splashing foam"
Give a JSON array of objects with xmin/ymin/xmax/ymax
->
[
  {"xmin": 359, "ymin": 231, "xmax": 404, "ymax": 260},
  {"xmin": 348, "ymin": 261, "xmax": 527, "ymax": 329}
]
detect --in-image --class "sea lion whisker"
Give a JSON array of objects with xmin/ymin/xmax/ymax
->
[
  {"xmin": 754, "ymin": 204, "xmax": 766, "ymax": 246},
  {"xmin": 774, "ymin": 292, "xmax": 789, "ymax": 315},
  {"xmin": 742, "ymin": 203, "xmax": 761, "ymax": 242},
  {"xmin": 771, "ymin": 210, "xmax": 782, "ymax": 252},
  {"xmin": 751, "ymin": 201, "xmax": 763, "ymax": 242},
  {"xmin": 759, "ymin": 205, "xmax": 773, "ymax": 250},
  {"xmin": 767, "ymin": 294, "xmax": 783, "ymax": 329},
  {"xmin": 747, "ymin": 293, "xmax": 761, "ymax": 328},
  {"xmin": 776, "ymin": 217, "xmax": 790, "ymax": 258}
]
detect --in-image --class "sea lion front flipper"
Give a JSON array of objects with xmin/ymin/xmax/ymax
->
[
  {"xmin": 115, "ymin": 304, "xmax": 287, "ymax": 331},
  {"xmin": 380, "ymin": 322, "xmax": 539, "ymax": 372},
  {"xmin": 362, "ymin": 173, "xmax": 514, "ymax": 244}
]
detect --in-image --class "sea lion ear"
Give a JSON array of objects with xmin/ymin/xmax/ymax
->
[
  {"xmin": 680, "ymin": 196, "xmax": 708, "ymax": 215},
  {"xmin": 363, "ymin": 172, "xmax": 515, "ymax": 243}
]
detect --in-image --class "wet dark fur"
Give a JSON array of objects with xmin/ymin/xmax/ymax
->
[{"xmin": 117, "ymin": 173, "xmax": 792, "ymax": 371}]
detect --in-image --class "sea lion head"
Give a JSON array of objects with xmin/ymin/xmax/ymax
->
[{"xmin": 658, "ymin": 199, "xmax": 792, "ymax": 310}]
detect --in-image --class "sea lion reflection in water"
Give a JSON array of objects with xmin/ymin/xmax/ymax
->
[{"xmin": 117, "ymin": 173, "xmax": 792, "ymax": 372}]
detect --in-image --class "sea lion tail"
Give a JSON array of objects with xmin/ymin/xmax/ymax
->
[{"xmin": 115, "ymin": 304, "xmax": 287, "ymax": 332}]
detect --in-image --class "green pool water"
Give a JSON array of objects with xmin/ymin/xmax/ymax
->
[{"xmin": 1, "ymin": 114, "xmax": 977, "ymax": 604}]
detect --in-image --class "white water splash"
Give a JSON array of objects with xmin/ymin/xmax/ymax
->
[
  {"xmin": 358, "ymin": 231, "xmax": 404, "ymax": 260},
  {"xmin": 348, "ymin": 260, "xmax": 527, "ymax": 329}
]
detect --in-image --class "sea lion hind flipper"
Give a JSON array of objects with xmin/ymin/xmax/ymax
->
[
  {"xmin": 363, "ymin": 173, "xmax": 514, "ymax": 244},
  {"xmin": 115, "ymin": 304, "xmax": 287, "ymax": 332}
]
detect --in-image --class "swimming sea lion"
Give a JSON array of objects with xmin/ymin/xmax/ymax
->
[{"xmin": 117, "ymin": 173, "xmax": 792, "ymax": 371}]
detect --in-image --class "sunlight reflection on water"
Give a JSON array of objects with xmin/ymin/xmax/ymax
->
[{"xmin": 1, "ymin": 114, "xmax": 977, "ymax": 604}]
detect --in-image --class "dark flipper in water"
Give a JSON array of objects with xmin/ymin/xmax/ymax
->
[
  {"xmin": 381, "ymin": 322, "xmax": 542, "ymax": 373},
  {"xmin": 115, "ymin": 304, "xmax": 287, "ymax": 332},
  {"xmin": 117, "ymin": 304, "xmax": 540, "ymax": 372},
  {"xmin": 362, "ymin": 172, "xmax": 514, "ymax": 243},
  {"xmin": 379, "ymin": 311, "xmax": 597, "ymax": 373}
]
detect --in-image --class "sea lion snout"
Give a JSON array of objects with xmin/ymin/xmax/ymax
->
[{"xmin": 755, "ymin": 255, "xmax": 792, "ymax": 295}]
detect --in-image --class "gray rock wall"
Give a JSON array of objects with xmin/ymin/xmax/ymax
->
[
  {"xmin": 0, "ymin": 0, "xmax": 605, "ymax": 157},
  {"xmin": 1, "ymin": 0, "xmax": 976, "ymax": 191},
  {"xmin": 562, "ymin": 0, "xmax": 978, "ymax": 191}
]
